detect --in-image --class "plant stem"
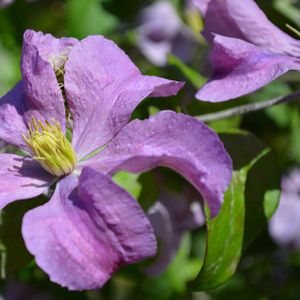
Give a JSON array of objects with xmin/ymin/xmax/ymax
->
[{"xmin": 197, "ymin": 90, "xmax": 300, "ymax": 122}]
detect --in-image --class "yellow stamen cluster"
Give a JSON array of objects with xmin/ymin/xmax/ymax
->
[{"xmin": 23, "ymin": 117, "xmax": 77, "ymax": 177}]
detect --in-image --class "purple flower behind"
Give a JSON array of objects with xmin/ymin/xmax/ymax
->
[
  {"xmin": 4, "ymin": 279, "xmax": 53, "ymax": 300},
  {"xmin": 269, "ymin": 168, "xmax": 300, "ymax": 249},
  {"xmin": 193, "ymin": 0, "xmax": 300, "ymax": 102},
  {"xmin": 145, "ymin": 190, "xmax": 205, "ymax": 276},
  {"xmin": 0, "ymin": 30, "xmax": 232, "ymax": 290},
  {"xmin": 137, "ymin": 1, "xmax": 197, "ymax": 66},
  {"xmin": 0, "ymin": 0, "xmax": 37, "ymax": 7},
  {"xmin": 0, "ymin": 0, "xmax": 14, "ymax": 8}
]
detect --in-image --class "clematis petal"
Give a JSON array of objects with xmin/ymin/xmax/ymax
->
[
  {"xmin": 145, "ymin": 201, "xmax": 177, "ymax": 276},
  {"xmin": 137, "ymin": 1, "xmax": 183, "ymax": 66},
  {"xmin": 196, "ymin": 35, "xmax": 300, "ymax": 102},
  {"xmin": 268, "ymin": 168, "xmax": 300, "ymax": 249},
  {"xmin": 22, "ymin": 29, "xmax": 78, "ymax": 62},
  {"xmin": 269, "ymin": 194, "xmax": 300, "ymax": 249},
  {"xmin": 0, "ymin": 153, "xmax": 53, "ymax": 209},
  {"xmin": 20, "ymin": 30, "xmax": 77, "ymax": 129},
  {"xmin": 145, "ymin": 192, "xmax": 204, "ymax": 276},
  {"xmin": 0, "ymin": 82, "xmax": 29, "ymax": 149},
  {"xmin": 64, "ymin": 35, "xmax": 184, "ymax": 159},
  {"xmin": 0, "ymin": 31, "xmax": 78, "ymax": 148},
  {"xmin": 81, "ymin": 111, "xmax": 232, "ymax": 217},
  {"xmin": 0, "ymin": 0, "xmax": 14, "ymax": 8},
  {"xmin": 22, "ymin": 167, "xmax": 156, "ymax": 291},
  {"xmin": 194, "ymin": 0, "xmax": 300, "ymax": 56}
]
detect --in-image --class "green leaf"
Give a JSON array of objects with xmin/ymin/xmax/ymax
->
[
  {"xmin": 289, "ymin": 108, "xmax": 300, "ymax": 163},
  {"xmin": 193, "ymin": 169, "xmax": 247, "ymax": 290},
  {"xmin": 191, "ymin": 131, "xmax": 280, "ymax": 290},
  {"xmin": 243, "ymin": 150, "xmax": 281, "ymax": 250},
  {"xmin": 0, "ymin": 195, "xmax": 47, "ymax": 278},
  {"xmin": 167, "ymin": 54, "xmax": 206, "ymax": 89}
]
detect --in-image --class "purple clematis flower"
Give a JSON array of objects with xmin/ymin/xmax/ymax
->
[
  {"xmin": 0, "ymin": 0, "xmax": 36, "ymax": 7},
  {"xmin": 4, "ymin": 279, "xmax": 53, "ymax": 300},
  {"xmin": 269, "ymin": 168, "xmax": 300, "ymax": 249},
  {"xmin": 145, "ymin": 189, "xmax": 205, "ymax": 276},
  {"xmin": 0, "ymin": 29, "xmax": 232, "ymax": 290},
  {"xmin": 0, "ymin": 0, "xmax": 14, "ymax": 8},
  {"xmin": 137, "ymin": 1, "xmax": 197, "ymax": 66},
  {"xmin": 193, "ymin": 0, "xmax": 300, "ymax": 102}
]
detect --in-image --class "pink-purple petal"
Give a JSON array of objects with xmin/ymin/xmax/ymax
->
[
  {"xmin": 22, "ymin": 168, "xmax": 156, "ymax": 291},
  {"xmin": 269, "ymin": 194, "xmax": 300, "ymax": 249},
  {"xmin": 194, "ymin": 0, "xmax": 300, "ymax": 56},
  {"xmin": 0, "ymin": 0, "xmax": 14, "ymax": 8},
  {"xmin": 145, "ymin": 192, "xmax": 204, "ymax": 276},
  {"xmin": 269, "ymin": 168, "xmax": 300, "ymax": 249},
  {"xmin": 22, "ymin": 30, "xmax": 78, "ymax": 62},
  {"xmin": 0, "ymin": 30, "xmax": 78, "ymax": 148},
  {"xmin": 0, "ymin": 82, "xmax": 29, "ymax": 149},
  {"xmin": 81, "ymin": 111, "xmax": 232, "ymax": 217},
  {"xmin": 20, "ymin": 30, "xmax": 77, "ymax": 129},
  {"xmin": 0, "ymin": 153, "xmax": 53, "ymax": 209},
  {"xmin": 196, "ymin": 35, "xmax": 300, "ymax": 102},
  {"xmin": 64, "ymin": 35, "xmax": 184, "ymax": 159},
  {"xmin": 137, "ymin": 1, "xmax": 192, "ymax": 66}
]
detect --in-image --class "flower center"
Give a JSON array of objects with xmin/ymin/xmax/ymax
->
[{"xmin": 22, "ymin": 117, "xmax": 77, "ymax": 177}]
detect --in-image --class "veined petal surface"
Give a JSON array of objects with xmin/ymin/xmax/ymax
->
[
  {"xmin": 0, "ymin": 153, "xmax": 53, "ymax": 209},
  {"xmin": 196, "ymin": 35, "xmax": 300, "ymax": 102},
  {"xmin": 194, "ymin": 0, "xmax": 300, "ymax": 56},
  {"xmin": 81, "ymin": 111, "xmax": 232, "ymax": 217},
  {"xmin": 20, "ymin": 30, "xmax": 77, "ymax": 130},
  {"xmin": 0, "ymin": 82, "xmax": 29, "ymax": 149},
  {"xmin": 64, "ymin": 35, "xmax": 183, "ymax": 159},
  {"xmin": 22, "ymin": 168, "xmax": 156, "ymax": 291}
]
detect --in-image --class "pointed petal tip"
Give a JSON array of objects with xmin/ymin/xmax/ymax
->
[
  {"xmin": 195, "ymin": 88, "xmax": 232, "ymax": 102},
  {"xmin": 150, "ymin": 79, "xmax": 185, "ymax": 98},
  {"xmin": 196, "ymin": 35, "xmax": 299, "ymax": 102}
]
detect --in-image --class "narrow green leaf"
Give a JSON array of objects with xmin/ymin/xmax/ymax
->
[
  {"xmin": 243, "ymin": 150, "xmax": 281, "ymax": 250},
  {"xmin": 193, "ymin": 169, "xmax": 247, "ymax": 290},
  {"xmin": 191, "ymin": 131, "xmax": 280, "ymax": 290}
]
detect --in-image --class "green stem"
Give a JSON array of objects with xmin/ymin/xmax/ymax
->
[{"xmin": 197, "ymin": 90, "xmax": 300, "ymax": 122}]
